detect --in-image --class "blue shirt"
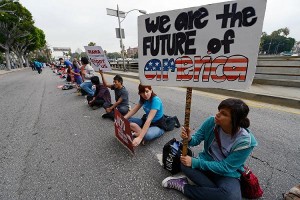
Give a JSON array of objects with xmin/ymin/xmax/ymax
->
[
  {"xmin": 64, "ymin": 60, "xmax": 72, "ymax": 67},
  {"xmin": 141, "ymin": 96, "xmax": 164, "ymax": 122},
  {"xmin": 34, "ymin": 61, "xmax": 42, "ymax": 68}
]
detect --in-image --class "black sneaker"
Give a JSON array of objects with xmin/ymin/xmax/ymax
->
[
  {"xmin": 102, "ymin": 113, "xmax": 110, "ymax": 119},
  {"xmin": 102, "ymin": 113, "xmax": 114, "ymax": 121},
  {"xmin": 92, "ymin": 106, "xmax": 100, "ymax": 110}
]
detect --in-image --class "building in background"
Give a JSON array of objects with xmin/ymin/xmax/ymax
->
[{"xmin": 126, "ymin": 47, "xmax": 138, "ymax": 58}]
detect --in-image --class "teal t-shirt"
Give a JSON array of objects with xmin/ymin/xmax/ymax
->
[{"xmin": 142, "ymin": 96, "xmax": 164, "ymax": 122}]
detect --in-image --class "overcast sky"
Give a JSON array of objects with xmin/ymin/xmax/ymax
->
[{"xmin": 20, "ymin": 0, "xmax": 299, "ymax": 56}]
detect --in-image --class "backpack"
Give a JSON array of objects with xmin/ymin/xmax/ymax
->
[
  {"xmin": 162, "ymin": 138, "xmax": 193, "ymax": 174},
  {"xmin": 164, "ymin": 115, "xmax": 180, "ymax": 131},
  {"xmin": 283, "ymin": 185, "xmax": 300, "ymax": 200}
]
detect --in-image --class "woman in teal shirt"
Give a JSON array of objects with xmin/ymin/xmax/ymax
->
[
  {"xmin": 124, "ymin": 84, "xmax": 165, "ymax": 147},
  {"xmin": 162, "ymin": 98, "xmax": 258, "ymax": 200}
]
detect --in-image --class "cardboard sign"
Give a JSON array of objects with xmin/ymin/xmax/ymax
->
[
  {"xmin": 84, "ymin": 46, "xmax": 112, "ymax": 71},
  {"xmin": 114, "ymin": 109, "xmax": 134, "ymax": 155},
  {"xmin": 138, "ymin": 0, "xmax": 267, "ymax": 89}
]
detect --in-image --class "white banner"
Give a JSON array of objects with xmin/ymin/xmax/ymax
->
[
  {"xmin": 53, "ymin": 47, "xmax": 71, "ymax": 51},
  {"xmin": 84, "ymin": 46, "xmax": 112, "ymax": 71},
  {"xmin": 138, "ymin": 0, "xmax": 267, "ymax": 89}
]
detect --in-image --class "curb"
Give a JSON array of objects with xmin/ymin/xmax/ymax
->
[
  {"xmin": 105, "ymin": 71, "xmax": 300, "ymax": 109},
  {"xmin": 194, "ymin": 88, "xmax": 300, "ymax": 109},
  {"xmin": 0, "ymin": 67, "xmax": 29, "ymax": 76}
]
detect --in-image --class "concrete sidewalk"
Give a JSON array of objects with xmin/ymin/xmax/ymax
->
[{"xmin": 106, "ymin": 70, "xmax": 300, "ymax": 109}]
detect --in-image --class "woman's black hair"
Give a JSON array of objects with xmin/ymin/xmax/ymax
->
[
  {"xmin": 91, "ymin": 76, "xmax": 100, "ymax": 85},
  {"xmin": 81, "ymin": 57, "xmax": 89, "ymax": 65},
  {"xmin": 138, "ymin": 84, "xmax": 156, "ymax": 103},
  {"xmin": 72, "ymin": 60, "xmax": 79, "ymax": 69},
  {"xmin": 218, "ymin": 98, "xmax": 250, "ymax": 135}
]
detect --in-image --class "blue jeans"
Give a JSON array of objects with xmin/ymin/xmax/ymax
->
[
  {"xmin": 128, "ymin": 117, "xmax": 165, "ymax": 141},
  {"xmin": 75, "ymin": 76, "xmax": 82, "ymax": 85},
  {"xmin": 80, "ymin": 81, "xmax": 94, "ymax": 96},
  {"xmin": 181, "ymin": 164, "xmax": 242, "ymax": 200}
]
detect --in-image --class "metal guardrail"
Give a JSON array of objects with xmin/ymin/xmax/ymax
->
[{"xmin": 110, "ymin": 56, "xmax": 300, "ymax": 87}]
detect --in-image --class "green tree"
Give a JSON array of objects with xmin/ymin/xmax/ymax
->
[
  {"xmin": 0, "ymin": 0, "xmax": 36, "ymax": 69},
  {"xmin": 0, "ymin": 52, "xmax": 4, "ymax": 63},
  {"xmin": 80, "ymin": 52, "xmax": 87, "ymax": 58},
  {"xmin": 106, "ymin": 52, "xmax": 120, "ymax": 60},
  {"xmin": 260, "ymin": 27, "xmax": 295, "ymax": 54},
  {"xmin": 88, "ymin": 42, "xmax": 96, "ymax": 46}
]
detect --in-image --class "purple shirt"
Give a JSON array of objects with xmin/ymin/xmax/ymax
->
[
  {"xmin": 94, "ymin": 84, "xmax": 111, "ymax": 104},
  {"xmin": 73, "ymin": 68, "xmax": 81, "ymax": 79}
]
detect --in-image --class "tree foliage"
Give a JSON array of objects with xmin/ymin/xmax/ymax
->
[
  {"xmin": 260, "ymin": 27, "xmax": 296, "ymax": 54},
  {"xmin": 0, "ymin": 0, "xmax": 47, "ymax": 69},
  {"xmin": 106, "ymin": 52, "xmax": 121, "ymax": 59},
  {"xmin": 88, "ymin": 42, "xmax": 96, "ymax": 46}
]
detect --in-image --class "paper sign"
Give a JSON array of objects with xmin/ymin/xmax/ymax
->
[
  {"xmin": 84, "ymin": 46, "xmax": 112, "ymax": 71},
  {"xmin": 114, "ymin": 109, "xmax": 134, "ymax": 155},
  {"xmin": 138, "ymin": 0, "xmax": 267, "ymax": 89}
]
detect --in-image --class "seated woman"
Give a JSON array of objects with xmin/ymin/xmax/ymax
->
[
  {"xmin": 162, "ymin": 98, "xmax": 258, "ymax": 200},
  {"xmin": 72, "ymin": 59, "xmax": 82, "ymax": 89},
  {"xmin": 124, "ymin": 84, "xmax": 165, "ymax": 147},
  {"xmin": 87, "ymin": 76, "xmax": 111, "ymax": 110}
]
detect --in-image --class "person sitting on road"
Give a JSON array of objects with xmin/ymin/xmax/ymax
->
[
  {"xmin": 58, "ymin": 58, "xmax": 73, "ymax": 68},
  {"xmin": 99, "ymin": 69, "xmax": 129, "ymax": 121},
  {"xmin": 87, "ymin": 76, "xmax": 111, "ymax": 110},
  {"xmin": 66, "ymin": 66, "xmax": 74, "ymax": 83},
  {"xmin": 162, "ymin": 98, "xmax": 258, "ymax": 200},
  {"xmin": 79, "ymin": 57, "xmax": 95, "ymax": 96},
  {"xmin": 124, "ymin": 84, "xmax": 165, "ymax": 147},
  {"xmin": 71, "ymin": 59, "xmax": 82, "ymax": 90}
]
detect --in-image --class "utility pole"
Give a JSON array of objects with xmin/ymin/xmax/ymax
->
[{"xmin": 117, "ymin": 5, "xmax": 126, "ymax": 71}]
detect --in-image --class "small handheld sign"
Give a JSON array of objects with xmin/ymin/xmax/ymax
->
[
  {"xmin": 84, "ymin": 46, "xmax": 112, "ymax": 72},
  {"xmin": 114, "ymin": 109, "xmax": 135, "ymax": 155}
]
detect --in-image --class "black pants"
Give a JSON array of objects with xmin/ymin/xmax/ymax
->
[
  {"xmin": 36, "ymin": 67, "xmax": 42, "ymax": 74},
  {"xmin": 87, "ymin": 96, "xmax": 105, "ymax": 107}
]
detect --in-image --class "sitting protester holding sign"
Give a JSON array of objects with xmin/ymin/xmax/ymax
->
[
  {"xmin": 99, "ymin": 70, "xmax": 129, "ymax": 121},
  {"xmin": 124, "ymin": 84, "xmax": 165, "ymax": 147},
  {"xmin": 162, "ymin": 98, "xmax": 258, "ymax": 200}
]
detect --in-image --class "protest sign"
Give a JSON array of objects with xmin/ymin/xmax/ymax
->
[
  {"xmin": 84, "ymin": 46, "xmax": 111, "ymax": 71},
  {"xmin": 138, "ymin": 0, "xmax": 267, "ymax": 89},
  {"xmin": 114, "ymin": 109, "xmax": 134, "ymax": 155}
]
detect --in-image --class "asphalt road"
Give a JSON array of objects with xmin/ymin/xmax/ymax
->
[{"xmin": 0, "ymin": 68, "xmax": 299, "ymax": 200}]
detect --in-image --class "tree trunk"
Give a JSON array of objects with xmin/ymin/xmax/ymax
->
[
  {"xmin": 24, "ymin": 56, "xmax": 29, "ymax": 68},
  {"xmin": 5, "ymin": 49, "xmax": 11, "ymax": 70},
  {"xmin": 18, "ymin": 53, "xmax": 23, "ymax": 68}
]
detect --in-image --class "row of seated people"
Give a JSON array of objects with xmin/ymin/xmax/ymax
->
[{"xmin": 53, "ymin": 57, "xmax": 258, "ymax": 200}]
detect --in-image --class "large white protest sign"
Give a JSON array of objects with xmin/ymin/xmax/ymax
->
[
  {"xmin": 84, "ymin": 46, "xmax": 111, "ymax": 71},
  {"xmin": 138, "ymin": 0, "xmax": 267, "ymax": 89}
]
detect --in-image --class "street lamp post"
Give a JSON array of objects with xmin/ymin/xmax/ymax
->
[
  {"xmin": 267, "ymin": 40, "xmax": 272, "ymax": 55},
  {"xmin": 116, "ymin": 5, "xmax": 126, "ymax": 71},
  {"xmin": 107, "ymin": 6, "xmax": 147, "ymax": 71}
]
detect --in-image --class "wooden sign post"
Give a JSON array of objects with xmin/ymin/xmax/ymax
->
[{"xmin": 182, "ymin": 87, "xmax": 192, "ymax": 156}]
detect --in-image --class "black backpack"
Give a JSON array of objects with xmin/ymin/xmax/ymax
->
[{"xmin": 164, "ymin": 115, "xmax": 181, "ymax": 131}]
